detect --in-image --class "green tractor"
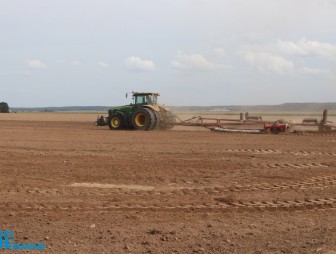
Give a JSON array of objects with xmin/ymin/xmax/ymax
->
[{"xmin": 97, "ymin": 92, "xmax": 176, "ymax": 131}]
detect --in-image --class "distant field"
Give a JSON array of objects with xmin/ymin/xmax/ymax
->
[
  {"xmin": 175, "ymin": 110, "xmax": 336, "ymax": 116},
  {"xmin": 0, "ymin": 112, "xmax": 97, "ymax": 122},
  {"xmin": 10, "ymin": 109, "xmax": 336, "ymax": 116},
  {"xmin": 1, "ymin": 111, "xmax": 336, "ymax": 124}
]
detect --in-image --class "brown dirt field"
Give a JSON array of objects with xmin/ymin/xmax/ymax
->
[{"xmin": 0, "ymin": 113, "xmax": 336, "ymax": 253}]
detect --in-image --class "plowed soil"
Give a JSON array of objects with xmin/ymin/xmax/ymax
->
[{"xmin": 0, "ymin": 113, "xmax": 335, "ymax": 253}]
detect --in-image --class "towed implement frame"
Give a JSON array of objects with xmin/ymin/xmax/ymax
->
[{"xmin": 173, "ymin": 109, "xmax": 335, "ymax": 134}]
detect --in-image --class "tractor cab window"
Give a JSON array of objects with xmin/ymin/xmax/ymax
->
[
  {"xmin": 147, "ymin": 95, "xmax": 157, "ymax": 105},
  {"xmin": 135, "ymin": 95, "xmax": 145, "ymax": 105},
  {"xmin": 134, "ymin": 95, "xmax": 158, "ymax": 105}
]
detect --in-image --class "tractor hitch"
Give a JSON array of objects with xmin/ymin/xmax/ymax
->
[{"xmin": 96, "ymin": 115, "xmax": 108, "ymax": 126}]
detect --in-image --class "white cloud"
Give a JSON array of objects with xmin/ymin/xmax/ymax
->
[
  {"xmin": 278, "ymin": 38, "xmax": 336, "ymax": 59},
  {"xmin": 242, "ymin": 51, "xmax": 294, "ymax": 75},
  {"xmin": 124, "ymin": 56, "xmax": 155, "ymax": 71},
  {"xmin": 70, "ymin": 60, "xmax": 81, "ymax": 66},
  {"xmin": 300, "ymin": 67, "xmax": 331, "ymax": 76},
  {"xmin": 98, "ymin": 61, "xmax": 109, "ymax": 68},
  {"xmin": 26, "ymin": 59, "xmax": 47, "ymax": 70},
  {"xmin": 0, "ymin": 70, "xmax": 31, "ymax": 76},
  {"xmin": 171, "ymin": 51, "xmax": 229, "ymax": 71},
  {"xmin": 213, "ymin": 48, "xmax": 225, "ymax": 56},
  {"xmin": 241, "ymin": 39, "xmax": 336, "ymax": 76}
]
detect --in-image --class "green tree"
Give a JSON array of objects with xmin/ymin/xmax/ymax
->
[{"xmin": 0, "ymin": 102, "xmax": 9, "ymax": 113}]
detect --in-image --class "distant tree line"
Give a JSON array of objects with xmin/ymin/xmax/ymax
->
[{"xmin": 0, "ymin": 102, "xmax": 9, "ymax": 113}]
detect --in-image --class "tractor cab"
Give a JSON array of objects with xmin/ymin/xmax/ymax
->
[{"xmin": 133, "ymin": 92, "xmax": 159, "ymax": 106}]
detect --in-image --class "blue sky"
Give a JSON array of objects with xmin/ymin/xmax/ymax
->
[{"xmin": 1, "ymin": 0, "xmax": 336, "ymax": 107}]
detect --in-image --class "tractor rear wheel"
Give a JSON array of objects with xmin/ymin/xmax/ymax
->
[
  {"xmin": 160, "ymin": 111, "xmax": 176, "ymax": 130},
  {"xmin": 153, "ymin": 111, "xmax": 161, "ymax": 129},
  {"xmin": 165, "ymin": 111, "xmax": 176, "ymax": 129},
  {"xmin": 132, "ymin": 108, "xmax": 156, "ymax": 130},
  {"xmin": 108, "ymin": 114, "xmax": 124, "ymax": 130}
]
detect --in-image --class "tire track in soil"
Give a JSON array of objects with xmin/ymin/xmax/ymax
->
[
  {"xmin": 3, "ymin": 175, "xmax": 336, "ymax": 197},
  {"xmin": 3, "ymin": 146, "xmax": 335, "ymax": 156},
  {"xmin": 293, "ymin": 132, "xmax": 336, "ymax": 137},
  {"xmin": 256, "ymin": 162, "xmax": 329, "ymax": 169},
  {"xmin": 289, "ymin": 151, "xmax": 336, "ymax": 156},
  {"xmin": 220, "ymin": 148, "xmax": 336, "ymax": 156},
  {"xmin": 2, "ymin": 198, "xmax": 336, "ymax": 211},
  {"xmin": 221, "ymin": 149, "xmax": 282, "ymax": 154}
]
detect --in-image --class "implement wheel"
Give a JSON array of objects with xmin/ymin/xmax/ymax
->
[
  {"xmin": 132, "ymin": 108, "xmax": 156, "ymax": 130},
  {"xmin": 108, "ymin": 114, "xmax": 124, "ymax": 130},
  {"xmin": 270, "ymin": 127, "xmax": 281, "ymax": 134}
]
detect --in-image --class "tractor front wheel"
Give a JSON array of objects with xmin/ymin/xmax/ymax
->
[{"xmin": 108, "ymin": 114, "xmax": 124, "ymax": 130}]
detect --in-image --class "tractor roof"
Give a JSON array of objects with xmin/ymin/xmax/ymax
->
[{"xmin": 133, "ymin": 92, "xmax": 160, "ymax": 96}]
